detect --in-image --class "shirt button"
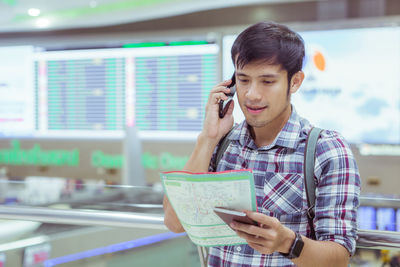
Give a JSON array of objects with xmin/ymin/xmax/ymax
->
[{"xmin": 236, "ymin": 246, "xmax": 241, "ymax": 252}]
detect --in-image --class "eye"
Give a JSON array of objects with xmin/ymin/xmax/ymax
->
[
  {"xmin": 263, "ymin": 80, "xmax": 274, "ymax": 84},
  {"xmin": 238, "ymin": 79, "xmax": 249, "ymax": 83}
]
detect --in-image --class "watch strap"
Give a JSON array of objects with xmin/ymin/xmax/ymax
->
[{"xmin": 279, "ymin": 232, "xmax": 304, "ymax": 259}]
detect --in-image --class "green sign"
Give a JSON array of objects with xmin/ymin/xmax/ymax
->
[
  {"xmin": 91, "ymin": 151, "xmax": 188, "ymax": 171},
  {"xmin": 91, "ymin": 150, "xmax": 123, "ymax": 169},
  {"xmin": 0, "ymin": 140, "xmax": 79, "ymax": 166},
  {"xmin": 0, "ymin": 140, "xmax": 189, "ymax": 171},
  {"xmin": 1, "ymin": 0, "xmax": 17, "ymax": 6},
  {"xmin": 142, "ymin": 152, "xmax": 188, "ymax": 170}
]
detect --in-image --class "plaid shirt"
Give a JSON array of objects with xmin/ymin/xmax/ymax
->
[{"xmin": 207, "ymin": 107, "xmax": 361, "ymax": 267}]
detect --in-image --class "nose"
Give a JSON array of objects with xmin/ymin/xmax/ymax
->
[{"xmin": 245, "ymin": 83, "xmax": 262, "ymax": 102}]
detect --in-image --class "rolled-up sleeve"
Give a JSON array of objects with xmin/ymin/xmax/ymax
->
[{"xmin": 314, "ymin": 130, "xmax": 361, "ymax": 255}]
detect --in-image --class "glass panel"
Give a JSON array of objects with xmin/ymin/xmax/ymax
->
[
  {"xmin": 0, "ymin": 177, "xmax": 202, "ymax": 267},
  {"xmin": 359, "ymin": 195, "xmax": 400, "ymax": 231},
  {"xmin": 354, "ymin": 195, "xmax": 400, "ymax": 266},
  {"xmin": 1, "ymin": 177, "xmax": 400, "ymax": 266}
]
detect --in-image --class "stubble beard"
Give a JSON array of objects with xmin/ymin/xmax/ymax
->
[{"xmin": 245, "ymin": 93, "xmax": 291, "ymax": 129}]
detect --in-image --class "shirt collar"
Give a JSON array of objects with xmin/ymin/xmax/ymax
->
[{"xmin": 228, "ymin": 106, "xmax": 305, "ymax": 150}]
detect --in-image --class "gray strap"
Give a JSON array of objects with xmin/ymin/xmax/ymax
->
[
  {"xmin": 215, "ymin": 125, "xmax": 238, "ymax": 167},
  {"xmin": 304, "ymin": 127, "xmax": 322, "ymax": 219}
]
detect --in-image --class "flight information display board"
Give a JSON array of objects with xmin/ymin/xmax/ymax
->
[
  {"xmin": 134, "ymin": 46, "xmax": 217, "ymax": 138},
  {"xmin": 37, "ymin": 58, "xmax": 126, "ymax": 132},
  {"xmin": 0, "ymin": 43, "xmax": 219, "ymax": 139},
  {"xmin": 35, "ymin": 48, "xmax": 129, "ymax": 138},
  {"xmin": 376, "ymin": 207, "xmax": 396, "ymax": 231},
  {"xmin": 357, "ymin": 206, "xmax": 377, "ymax": 230}
]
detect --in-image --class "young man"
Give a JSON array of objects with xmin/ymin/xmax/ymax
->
[{"xmin": 163, "ymin": 21, "xmax": 360, "ymax": 267}]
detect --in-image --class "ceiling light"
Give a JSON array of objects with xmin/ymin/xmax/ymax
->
[
  {"xmin": 36, "ymin": 18, "xmax": 50, "ymax": 28},
  {"xmin": 89, "ymin": 0, "xmax": 97, "ymax": 8},
  {"xmin": 28, "ymin": 8, "xmax": 41, "ymax": 17}
]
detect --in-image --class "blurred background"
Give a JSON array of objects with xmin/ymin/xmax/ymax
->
[{"xmin": 0, "ymin": 0, "xmax": 399, "ymax": 266}]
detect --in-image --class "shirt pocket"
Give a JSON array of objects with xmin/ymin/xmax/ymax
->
[{"xmin": 260, "ymin": 172, "xmax": 305, "ymax": 215}]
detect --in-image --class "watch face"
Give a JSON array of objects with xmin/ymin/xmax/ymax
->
[
  {"xmin": 279, "ymin": 232, "xmax": 305, "ymax": 259},
  {"xmin": 289, "ymin": 232, "xmax": 304, "ymax": 259}
]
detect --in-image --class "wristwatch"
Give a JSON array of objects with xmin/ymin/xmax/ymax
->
[{"xmin": 279, "ymin": 232, "xmax": 304, "ymax": 259}]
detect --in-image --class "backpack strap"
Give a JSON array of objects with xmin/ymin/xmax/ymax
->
[
  {"xmin": 215, "ymin": 125, "xmax": 239, "ymax": 167},
  {"xmin": 304, "ymin": 127, "xmax": 323, "ymax": 240}
]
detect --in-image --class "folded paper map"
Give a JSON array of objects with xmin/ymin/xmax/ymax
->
[{"xmin": 161, "ymin": 169, "xmax": 257, "ymax": 247}]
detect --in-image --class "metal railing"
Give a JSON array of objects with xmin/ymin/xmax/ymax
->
[
  {"xmin": 0, "ymin": 205, "xmax": 400, "ymax": 266},
  {"xmin": 357, "ymin": 229, "xmax": 400, "ymax": 250},
  {"xmin": 1, "ymin": 205, "xmax": 400, "ymax": 249},
  {"xmin": 0, "ymin": 205, "xmax": 166, "ymax": 230}
]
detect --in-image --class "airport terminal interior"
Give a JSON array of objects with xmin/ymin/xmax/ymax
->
[{"xmin": 0, "ymin": 0, "xmax": 400, "ymax": 266}]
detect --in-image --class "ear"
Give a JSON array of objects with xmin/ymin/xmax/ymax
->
[{"xmin": 289, "ymin": 71, "xmax": 305, "ymax": 94}]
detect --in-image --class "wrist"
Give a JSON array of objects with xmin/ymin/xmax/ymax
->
[
  {"xmin": 198, "ymin": 132, "xmax": 220, "ymax": 148},
  {"xmin": 279, "ymin": 228, "xmax": 296, "ymax": 254},
  {"xmin": 279, "ymin": 231, "xmax": 305, "ymax": 259}
]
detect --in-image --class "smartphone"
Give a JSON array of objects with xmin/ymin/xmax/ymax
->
[
  {"xmin": 213, "ymin": 207, "xmax": 258, "ymax": 228},
  {"xmin": 218, "ymin": 73, "xmax": 236, "ymax": 118}
]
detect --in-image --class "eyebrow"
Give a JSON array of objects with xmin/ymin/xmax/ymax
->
[{"xmin": 236, "ymin": 72, "xmax": 279, "ymax": 78}]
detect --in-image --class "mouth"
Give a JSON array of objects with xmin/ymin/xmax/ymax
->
[{"xmin": 246, "ymin": 105, "xmax": 267, "ymax": 114}]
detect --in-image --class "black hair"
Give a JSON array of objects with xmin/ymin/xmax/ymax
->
[{"xmin": 231, "ymin": 21, "xmax": 305, "ymax": 84}]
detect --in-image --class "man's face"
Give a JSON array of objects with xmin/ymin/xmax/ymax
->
[{"xmin": 235, "ymin": 61, "xmax": 293, "ymax": 128}]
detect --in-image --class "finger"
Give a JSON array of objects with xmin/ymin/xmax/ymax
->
[
  {"xmin": 209, "ymin": 85, "xmax": 232, "ymax": 96},
  {"xmin": 215, "ymin": 79, "xmax": 232, "ymax": 87},
  {"xmin": 231, "ymin": 221, "xmax": 266, "ymax": 238},
  {"xmin": 232, "ymin": 220, "xmax": 282, "ymax": 242},
  {"xmin": 224, "ymin": 99, "xmax": 234, "ymax": 116},
  {"xmin": 233, "ymin": 222, "xmax": 279, "ymax": 243},
  {"xmin": 237, "ymin": 231, "xmax": 268, "ymax": 245},
  {"xmin": 209, "ymin": 92, "xmax": 229, "ymax": 104},
  {"xmin": 244, "ymin": 211, "xmax": 279, "ymax": 228},
  {"xmin": 235, "ymin": 230, "xmax": 266, "ymax": 246}
]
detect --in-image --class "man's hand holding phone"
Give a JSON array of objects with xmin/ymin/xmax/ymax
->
[
  {"xmin": 225, "ymin": 210, "xmax": 296, "ymax": 256},
  {"xmin": 213, "ymin": 207, "xmax": 258, "ymax": 228},
  {"xmin": 201, "ymin": 74, "xmax": 235, "ymax": 142},
  {"xmin": 219, "ymin": 74, "xmax": 236, "ymax": 119}
]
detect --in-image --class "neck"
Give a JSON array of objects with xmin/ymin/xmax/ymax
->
[{"xmin": 251, "ymin": 104, "xmax": 292, "ymax": 147}]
